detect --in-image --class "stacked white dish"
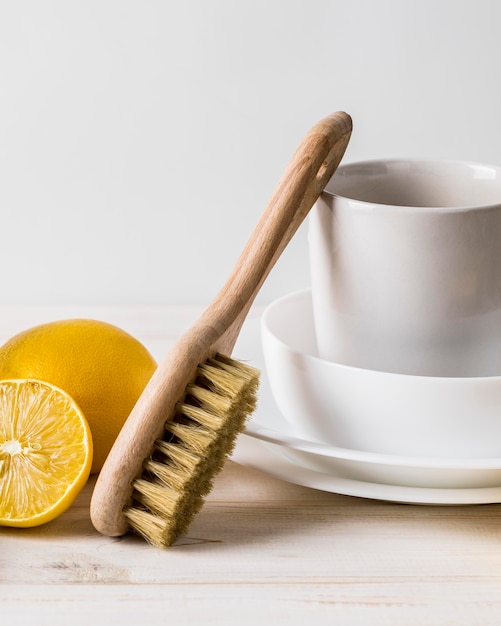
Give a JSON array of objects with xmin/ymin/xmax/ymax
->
[{"xmin": 231, "ymin": 290, "xmax": 501, "ymax": 504}]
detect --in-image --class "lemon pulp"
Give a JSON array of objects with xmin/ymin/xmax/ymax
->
[{"xmin": 0, "ymin": 379, "xmax": 92, "ymax": 527}]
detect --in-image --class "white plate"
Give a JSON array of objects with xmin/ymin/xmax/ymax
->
[{"xmin": 231, "ymin": 316, "xmax": 501, "ymax": 505}]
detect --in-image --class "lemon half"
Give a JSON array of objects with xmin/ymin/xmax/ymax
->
[{"xmin": 0, "ymin": 379, "xmax": 92, "ymax": 527}]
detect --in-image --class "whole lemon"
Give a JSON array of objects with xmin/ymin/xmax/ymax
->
[{"xmin": 0, "ymin": 319, "xmax": 157, "ymax": 474}]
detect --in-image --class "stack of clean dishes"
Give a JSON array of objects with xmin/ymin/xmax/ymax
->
[{"xmin": 231, "ymin": 290, "xmax": 501, "ymax": 505}]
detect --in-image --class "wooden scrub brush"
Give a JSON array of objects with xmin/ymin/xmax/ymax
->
[{"xmin": 90, "ymin": 110, "xmax": 352, "ymax": 548}]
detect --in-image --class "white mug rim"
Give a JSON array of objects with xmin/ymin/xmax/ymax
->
[{"xmin": 323, "ymin": 158, "xmax": 501, "ymax": 213}]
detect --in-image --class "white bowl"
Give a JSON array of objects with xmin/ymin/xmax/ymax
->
[{"xmin": 261, "ymin": 289, "xmax": 501, "ymax": 459}]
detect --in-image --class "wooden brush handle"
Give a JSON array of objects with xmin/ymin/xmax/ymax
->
[
  {"xmin": 91, "ymin": 111, "xmax": 352, "ymax": 537},
  {"xmin": 202, "ymin": 110, "xmax": 352, "ymax": 354}
]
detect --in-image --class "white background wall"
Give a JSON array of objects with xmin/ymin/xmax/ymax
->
[{"xmin": 1, "ymin": 0, "xmax": 500, "ymax": 306}]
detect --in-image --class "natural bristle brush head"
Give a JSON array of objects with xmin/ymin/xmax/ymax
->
[
  {"xmin": 124, "ymin": 355, "xmax": 259, "ymax": 547},
  {"xmin": 90, "ymin": 111, "xmax": 352, "ymax": 548}
]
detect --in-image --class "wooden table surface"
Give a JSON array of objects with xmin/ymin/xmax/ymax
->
[{"xmin": 1, "ymin": 306, "xmax": 501, "ymax": 625}]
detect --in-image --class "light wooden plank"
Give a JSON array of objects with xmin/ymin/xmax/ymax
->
[
  {"xmin": 2, "ymin": 581, "xmax": 501, "ymax": 626},
  {"xmin": 0, "ymin": 306, "xmax": 501, "ymax": 625},
  {"xmin": 2, "ymin": 462, "xmax": 501, "ymax": 625}
]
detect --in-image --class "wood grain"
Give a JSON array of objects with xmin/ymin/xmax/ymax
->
[
  {"xmin": 2, "ymin": 461, "xmax": 501, "ymax": 625},
  {"xmin": 2, "ymin": 307, "xmax": 500, "ymax": 626}
]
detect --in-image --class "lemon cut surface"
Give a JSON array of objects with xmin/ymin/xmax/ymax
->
[{"xmin": 0, "ymin": 379, "xmax": 92, "ymax": 527}]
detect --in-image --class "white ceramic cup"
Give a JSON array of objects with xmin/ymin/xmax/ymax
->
[{"xmin": 309, "ymin": 159, "xmax": 501, "ymax": 377}]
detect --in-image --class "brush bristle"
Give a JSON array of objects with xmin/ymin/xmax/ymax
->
[{"xmin": 124, "ymin": 353, "xmax": 259, "ymax": 548}]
